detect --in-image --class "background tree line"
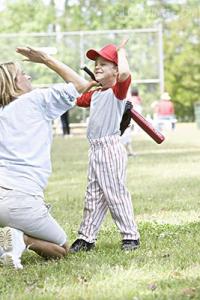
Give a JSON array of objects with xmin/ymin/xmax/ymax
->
[{"xmin": 0, "ymin": 0, "xmax": 199, "ymax": 121}]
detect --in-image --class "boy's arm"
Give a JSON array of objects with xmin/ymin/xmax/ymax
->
[
  {"xmin": 76, "ymin": 90, "xmax": 95, "ymax": 107},
  {"xmin": 16, "ymin": 47, "xmax": 96, "ymax": 93},
  {"xmin": 117, "ymin": 39, "xmax": 131, "ymax": 82}
]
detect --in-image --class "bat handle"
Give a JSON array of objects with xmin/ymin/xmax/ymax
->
[{"xmin": 81, "ymin": 66, "xmax": 97, "ymax": 82}]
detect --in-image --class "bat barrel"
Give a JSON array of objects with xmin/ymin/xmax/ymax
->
[{"xmin": 130, "ymin": 109, "xmax": 165, "ymax": 144}]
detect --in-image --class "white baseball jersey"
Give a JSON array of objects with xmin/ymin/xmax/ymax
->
[{"xmin": 76, "ymin": 76, "xmax": 131, "ymax": 139}]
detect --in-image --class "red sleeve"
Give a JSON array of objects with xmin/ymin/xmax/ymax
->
[
  {"xmin": 112, "ymin": 75, "xmax": 131, "ymax": 100},
  {"xmin": 76, "ymin": 90, "xmax": 95, "ymax": 107}
]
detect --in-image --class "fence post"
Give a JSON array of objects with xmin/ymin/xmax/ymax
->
[{"xmin": 194, "ymin": 102, "xmax": 200, "ymax": 128}]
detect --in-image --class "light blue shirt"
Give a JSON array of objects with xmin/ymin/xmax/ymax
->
[{"xmin": 0, "ymin": 83, "xmax": 79, "ymax": 195}]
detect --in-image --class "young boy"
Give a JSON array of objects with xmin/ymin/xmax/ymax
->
[{"xmin": 70, "ymin": 40, "xmax": 140, "ymax": 252}]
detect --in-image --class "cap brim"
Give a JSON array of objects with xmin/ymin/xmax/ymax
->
[
  {"xmin": 86, "ymin": 49, "xmax": 100, "ymax": 61},
  {"xmin": 86, "ymin": 49, "xmax": 118, "ymax": 64}
]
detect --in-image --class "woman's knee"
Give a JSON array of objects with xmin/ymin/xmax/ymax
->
[{"xmin": 25, "ymin": 235, "xmax": 67, "ymax": 259}]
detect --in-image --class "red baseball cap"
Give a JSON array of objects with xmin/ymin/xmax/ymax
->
[{"xmin": 86, "ymin": 44, "xmax": 118, "ymax": 65}]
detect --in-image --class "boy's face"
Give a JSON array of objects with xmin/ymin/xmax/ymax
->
[{"xmin": 94, "ymin": 56, "xmax": 118, "ymax": 85}]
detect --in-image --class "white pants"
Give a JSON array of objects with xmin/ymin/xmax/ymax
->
[
  {"xmin": 78, "ymin": 134, "xmax": 140, "ymax": 243},
  {"xmin": 0, "ymin": 187, "xmax": 67, "ymax": 246}
]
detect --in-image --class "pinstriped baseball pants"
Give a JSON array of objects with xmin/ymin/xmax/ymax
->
[{"xmin": 78, "ymin": 134, "xmax": 140, "ymax": 243}]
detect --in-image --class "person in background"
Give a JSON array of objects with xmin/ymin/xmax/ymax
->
[
  {"xmin": 154, "ymin": 92, "xmax": 176, "ymax": 131},
  {"xmin": 120, "ymin": 87, "xmax": 143, "ymax": 156},
  {"xmin": 61, "ymin": 110, "xmax": 71, "ymax": 137},
  {"xmin": 131, "ymin": 88, "xmax": 142, "ymax": 114},
  {"xmin": 131, "ymin": 87, "xmax": 143, "ymax": 134},
  {"xmin": 120, "ymin": 120, "xmax": 135, "ymax": 157},
  {"xmin": 120, "ymin": 89, "xmax": 136, "ymax": 157}
]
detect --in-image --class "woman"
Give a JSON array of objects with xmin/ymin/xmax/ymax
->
[{"xmin": 0, "ymin": 47, "xmax": 95, "ymax": 269}]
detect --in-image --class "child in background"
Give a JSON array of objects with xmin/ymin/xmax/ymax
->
[
  {"xmin": 131, "ymin": 87, "xmax": 143, "ymax": 134},
  {"xmin": 120, "ymin": 120, "xmax": 135, "ymax": 156},
  {"xmin": 120, "ymin": 89, "xmax": 136, "ymax": 157},
  {"xmin": 131, "ymin": 88, "xmax": 142, "ymax": 115}
]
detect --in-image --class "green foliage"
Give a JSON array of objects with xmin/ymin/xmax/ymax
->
[
  {"xmin": 0, "ymin": 0, "xmax": 199, "ymax": 120},
  {"xmin": 59, "ymin": 1, "xmax": 158, "ymax": 31},
  {"xmin": 58, "ymin": 0, "xmax": 200, "ymax": 120},
  {"xmin": 164, "ymin": 1, "xmax": 200, "ymax": 121},
  {"xmin": 0, "ymin": 0, "xmax": 55, "ymax": 33}
]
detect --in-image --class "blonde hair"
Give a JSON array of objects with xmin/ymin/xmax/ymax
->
[{"xmin": 0, "ymin": 62, "xmax": 22, "ymax": 107}]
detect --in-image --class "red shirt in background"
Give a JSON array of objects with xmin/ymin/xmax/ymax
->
[{"xmin": 156, "ymin": 100, "xmax": 175, "ymax": 116}]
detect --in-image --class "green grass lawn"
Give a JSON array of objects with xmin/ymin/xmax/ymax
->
[{"xmin": 1, "ymin": 123, "xmax": 200, "ymax": 300}]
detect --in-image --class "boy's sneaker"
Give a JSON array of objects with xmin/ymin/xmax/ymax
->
[
  {"xmin": 121, "ymin": 239, "xmax": 140, "ymax": 251},
  {"xmin": 0, "ymin": 227, "xmax": 26, "ymax": 269},
  {"xmin": 69, "ymin": 239, "xmax": 95, "ymax": 253}
]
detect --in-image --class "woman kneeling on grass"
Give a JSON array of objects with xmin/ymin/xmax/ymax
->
[{"xmin": 0, "ymin": 47, "xmax": 96, "ymax": 269}]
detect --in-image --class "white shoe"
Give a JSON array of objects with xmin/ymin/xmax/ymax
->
[
  {"xmin": 0, "ymin": 253, "xmax": 24, "ymax": 269},
  {"xmin": 0, "ymin": 227, "xmax": 26, "ymax": 269}
]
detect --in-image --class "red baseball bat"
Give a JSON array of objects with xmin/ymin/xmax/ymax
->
[
  {"xmin": 130, "ymin": 108, "xmax": 165, "ymax": 144},
  {"xmin": 81, "ymin": 66, "xmax": 165, "ymax": 144}
]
